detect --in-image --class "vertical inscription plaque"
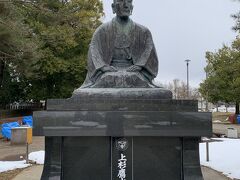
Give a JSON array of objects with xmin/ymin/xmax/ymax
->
[{"xmin": 112, "ymin": 137, "xmax": 133, "ymax": 180}]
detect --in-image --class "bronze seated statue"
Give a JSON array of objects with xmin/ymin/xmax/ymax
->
[{"xmin": 73, "ymin": 0, "xmax": 172, "ymax": 99}]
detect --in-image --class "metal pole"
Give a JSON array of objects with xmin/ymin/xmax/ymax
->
[
  {"xmin": 206, "ymin": 141, "xmax": 209, "ymax": 162},
  {"xmin": 185, "ymin": 59, "xmax": 191, "ymax": 98},
  {"xmin": 187, "ymin": 62, "xmax": 189, "ymax": 97},
  {"xmin": 26, "ymin": 143, "xmax": 29, "ymax": 164}
]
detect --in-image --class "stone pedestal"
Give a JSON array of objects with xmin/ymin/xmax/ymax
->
[{"xmin": 33, "ymin": 88, "xmax": 212, "ymax": 180}]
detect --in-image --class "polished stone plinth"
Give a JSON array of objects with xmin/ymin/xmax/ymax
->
[
  {"xmin": 72, "ymin": 88, "xmax": 172, "ymax": 99},
  {"xmin": 33, "ymin": 89, "xmax": 212, "ymax": 180}
]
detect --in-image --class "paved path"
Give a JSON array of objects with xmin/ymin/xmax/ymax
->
[
  {"xmin": 202, "ymin": 166, "xmax": 231, "ymax": 180},
  {"xmin": 12, "ymin": 166, "xmax": 43, "ymax": 180},
  {"xmin": 12, "ymin": 165, "xmax": 231, "ymax": 180}
]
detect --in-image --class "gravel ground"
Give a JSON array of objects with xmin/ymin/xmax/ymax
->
[
  {"xmin": 0, "ymin": 136, "xmax": 44, "ymax": 180},
  {"xmin": 213, "ymin": 123, "xmax": 240, "ymax": 137},
  {"xmin": 0, "ymin": 136, "xmax": 44, "ymax": 161}
]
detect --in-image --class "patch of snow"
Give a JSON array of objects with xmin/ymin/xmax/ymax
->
[
  {"xmin": 213, "ymin": 120, "xmax": 222, "ymax": 123},
  {"xmin": 211, "ymin": 106, "xmax": 235, "ymax": 113},
  {"xmin": 227, "ymin": 107, "xmax": 236, "ymax": 113},
  {"xmin": 29, "ymin": 151, "xmax": 45, "ymax": 165},
  {"xmin": 200, "ymin": 138, "xmax": 240, "ymax": 179},
  {"xmin": 0, "ymin": 160, "xmax": 30, "ymax": 173},
  {"xmin": 0, "ymin": 151, "xmax": 44, "ymax": 173}
]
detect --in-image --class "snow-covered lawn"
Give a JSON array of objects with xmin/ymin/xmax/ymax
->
[
  {"xmin": 200, "ymin": 138, "xmax": 240, "ymax": 179},
  {"xmin": 0, "ymin": 160, "xmax": 30, "ymax": 173},
  {"xmin": 0, "ymin": 151, "xmax": 44, "ymax": 173}
]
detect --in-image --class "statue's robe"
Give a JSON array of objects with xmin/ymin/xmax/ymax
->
[{"xmin": 81, "ymin": 18, "xmax": 158, "ymax": 88}]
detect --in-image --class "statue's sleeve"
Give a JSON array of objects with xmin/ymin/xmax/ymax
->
[
  {"xmin": 135, "ymin": 29, "xmax": 158, "ymax": 78},
  {"xmin": 87, "ymin": 27, "xmax": 107, "ymax": 80}
]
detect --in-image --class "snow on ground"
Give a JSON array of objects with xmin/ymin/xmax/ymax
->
[
  {"xmin": 0, "ymin": 151, "xmax": 44, "ymax": 173},
  {"xmin": 0, "ymin": 160, "xmax": 30, "ymax": 173},
  {"xmin": 1, "ymin": 140, "xmax": 240, "ymax": 178},
  {"xmin": 200, "ymin": 138, "xmax": 240, "ymax": 179},
  {"xmin": 29, "ymin": 151, "xmax": 45, "ymax": 165},
  {"xmin": 211, "ymin": 106, "xmax": 236, "ymax": 113}
]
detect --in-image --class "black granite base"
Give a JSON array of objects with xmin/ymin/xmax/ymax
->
[
  {"xmin": 33, "ymin": 92, "xmax": 212, "ymax": 180},
  {"xmin": 42, "ymin": 136, "xmax": 202, "ymax": 180}
]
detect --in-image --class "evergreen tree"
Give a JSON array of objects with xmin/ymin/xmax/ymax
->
[
  {"xmin": 15, "ymin": 0, "xmax": 103, "ymax": 100},
  {"xmin": 199, "ymin": 38, "xmax": 240, "ymax": 114},
  {"xmin": 0, "ymin": 1, "xmax": 38, "ymax": 108},
  {"xmin": 0, "ymin": 0, "xmax": 104, "ymax": 107}
]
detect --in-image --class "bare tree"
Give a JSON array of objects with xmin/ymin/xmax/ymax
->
[{"xmin": 164, "ymin": 79, "xmax": 200, "ymax": 100}]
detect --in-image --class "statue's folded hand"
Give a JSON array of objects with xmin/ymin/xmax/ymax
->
[
  {"xmin": 126, "ymin": 65, "xmax": 142, "ymax": 72},
  {"xmin": 101, "ymin": 66, "xmax": 118, "ymax": 73}
]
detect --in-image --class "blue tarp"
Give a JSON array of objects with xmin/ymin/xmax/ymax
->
[
  {"xmin": 22, "ymin": 116, "xmax": 33, "ymax": 127},
  {"xmin": 237, "ymin": 115, "xmax": 240, "ymax": 124},
  {"xmin": 1, "ymin": 122, "xmax": 20, "ymax": 139}
]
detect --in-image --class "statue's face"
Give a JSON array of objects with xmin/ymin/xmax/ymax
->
[{"xmin": 112, "ymin": 0, "xmax": 133, "ymax": 17}]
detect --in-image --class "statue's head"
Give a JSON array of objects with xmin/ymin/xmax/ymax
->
[{"xmin": 112, "ymin": 0, "xmax": 133, "ymax": 18}]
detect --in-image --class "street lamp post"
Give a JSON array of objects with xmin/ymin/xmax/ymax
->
[{"xmin": 185, "ymin": 59, "xmax": 191, "ymax": 98}]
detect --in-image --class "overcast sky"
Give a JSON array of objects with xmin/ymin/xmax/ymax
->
[{"xmin": 101, "ymin": 0, "xmax": 239, "ymax": 87}]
